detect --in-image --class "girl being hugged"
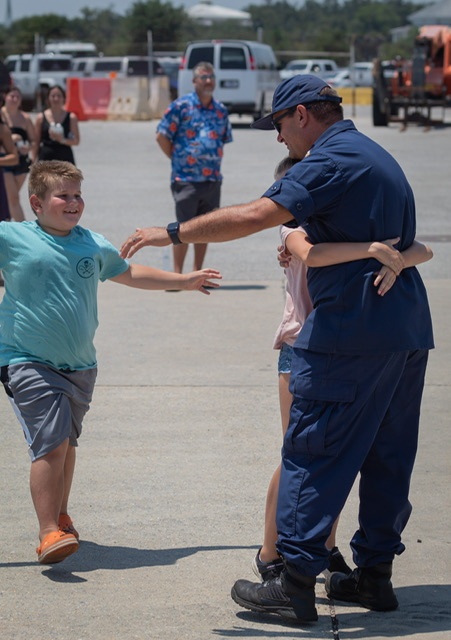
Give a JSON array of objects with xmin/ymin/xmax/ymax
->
[
  {"xmin": 1, "ymin": 86, "xmax": 36, "ymax": 221},
  {"xmin": 34, "ymin": 85, "xmax": 80, "ymax": 165}
]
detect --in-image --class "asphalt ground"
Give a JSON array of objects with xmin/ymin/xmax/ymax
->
[{"xmin": 0, "ymin": 106, "xmax": 450, "ymax": 639}]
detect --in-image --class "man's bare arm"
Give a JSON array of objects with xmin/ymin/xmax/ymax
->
[{"xmin": 121, "ymin": 198, "xmax": 294, "ymax": 258}]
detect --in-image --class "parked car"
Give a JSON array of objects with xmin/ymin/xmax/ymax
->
[
  {"xmin": 280, "ymin": 58, "xmax": 339, "ymax": 81},
  {"xmin": 351, "ymin": 62, "xmax": 374, "ymax": 86},
  {"xmin": 327, "ymin": 62, "xmax": 375, "ymax": 89},
  {"xmin": 178, "ymin": 39, "xmax": 280, "ymax": 119},
  {"xmin": 328, "ymin": 68, "xmax": 352, "ymax": 87}
]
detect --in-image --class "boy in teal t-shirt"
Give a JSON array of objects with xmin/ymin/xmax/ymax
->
[{"xmin": 0, "ymin": 160, "xmax": 221, "ymax": 565}]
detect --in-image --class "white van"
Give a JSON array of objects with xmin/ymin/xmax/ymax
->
[
  {"xmin": 71, "ymin": 56, "xmax": 165, "ymax": 79},
  {"xmin": 178, "ymin": 40, "xmax": 280, "ymax": 119}
]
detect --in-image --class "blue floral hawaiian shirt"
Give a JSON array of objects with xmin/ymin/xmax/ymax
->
[{"xmin": 157, "ymin": 91, "xmax": 233, "ymax": 183}]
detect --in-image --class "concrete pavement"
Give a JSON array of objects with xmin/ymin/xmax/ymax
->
[{"xmin": 0, "ymin": 108, "xmax": 450, "ymax": 639}]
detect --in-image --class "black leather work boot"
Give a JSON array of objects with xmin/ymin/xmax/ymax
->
[
  {"xmin": 231, "ymin": 565, "xmax": 318, "ymax": 624},
  {"xmin": 325, "ymin": 562, "xmax": 399, "ymax": 611}
]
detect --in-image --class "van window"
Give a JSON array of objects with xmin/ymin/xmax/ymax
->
[
  {"xmin": 72, "ymin": 60, "xmax": 86, "ymax": 72},
  {"xmin": 128, "ymin": 59, "xmax": 148, "ymax": 76},
  {"xmin": 186, "ymin": 46, "xmax": 214, "ymax": 68},
  {"xmin": 40, "ymin": 59, "xmax": 72, "ymax": 72},
  {"xmin": 253, "ymin": 48, "xmax": 276, "ymax": 70},
  {"xmin": 6, "ymin": 59, "xmax": 16, "ymax": 72},
  {"xmin": 94, "ymin": 60, "xmax": 121, "ymax": 73},
  {"xmin": 220, "ymin": 46, "xmax": 247, "ymax": 70}
]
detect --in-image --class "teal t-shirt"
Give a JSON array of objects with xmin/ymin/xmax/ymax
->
[{"xmin": 0, "ymin": 221, "xmax": 129, "ymax": 370}]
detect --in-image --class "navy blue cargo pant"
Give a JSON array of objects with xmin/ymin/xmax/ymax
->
[{"xmin": 276, "ymin": 347, "xmax": 429, "ymax": 577}]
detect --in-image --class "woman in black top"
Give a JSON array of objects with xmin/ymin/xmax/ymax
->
[
  {"xmin": 34, "ymin": 85, "xmax": 80, "ymax": 165},
  {"xmin": 1, "ymin": 86, "xmax": 36, "ymax": 221}
]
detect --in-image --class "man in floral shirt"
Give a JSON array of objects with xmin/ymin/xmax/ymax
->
[{"xmin": 156, "ymin": 62, "xmax": 233, "ymax": 274}]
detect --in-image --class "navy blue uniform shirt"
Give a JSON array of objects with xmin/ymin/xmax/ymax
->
[{"xmin": 263, "ymin": 119, "xmax": 434, "ymax": 354}]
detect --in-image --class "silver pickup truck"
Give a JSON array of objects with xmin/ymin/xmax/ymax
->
[
  {"xmin": 4, "ymin": 53, "xmax": 72, "ymax": 110},
  {"xmin": 280, "ymin": 59, "xmax": 339, "ymax": 81}
]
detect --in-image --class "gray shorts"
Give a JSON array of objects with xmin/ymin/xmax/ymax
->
[
  {"xmin": 1, "ymin": 362, "xmax": 97, "ymax": 461},
  {"xmin": 171, "ymin": 181, "xmax": 221, "ymax": 223}
]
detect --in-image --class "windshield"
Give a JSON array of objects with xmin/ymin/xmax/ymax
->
[{"xmin": 40, "ymin": 59, "xmax": 72, "ymax": 72}]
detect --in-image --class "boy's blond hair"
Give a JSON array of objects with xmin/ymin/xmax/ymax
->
[{"xmin": 28, "ymin": 161, "xmax": 84, "ymax": 203}]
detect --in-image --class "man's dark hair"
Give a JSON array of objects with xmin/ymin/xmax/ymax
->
[{"xmin": 307, "ymin": 87, "xmax": 343, "ymax": 124}]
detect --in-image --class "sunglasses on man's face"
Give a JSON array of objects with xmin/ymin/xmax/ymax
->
[{"xmin": 272, "ymin": 106, "xmax": 297, "ymax": 133}]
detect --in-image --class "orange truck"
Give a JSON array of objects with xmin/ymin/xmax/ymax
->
[{"xmin": 372, "ymin": 25, "xmax": 451, "ymax": 126}]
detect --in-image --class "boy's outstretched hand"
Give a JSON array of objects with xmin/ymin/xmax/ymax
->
[
  {"xmin": 121, "ymin": 227, "xmax": 169, "ymax": 258},
  {"xmin": 183, "ymin": 269, "xmax": 222, "ymax": 294}
]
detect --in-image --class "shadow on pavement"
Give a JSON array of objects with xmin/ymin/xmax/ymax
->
[{"xmin": 5, "ymin": 542, "xmax": 259, "ymax": 579}]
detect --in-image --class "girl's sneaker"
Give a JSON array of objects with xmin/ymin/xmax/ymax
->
[{"xmin": 252, "ymin": 548, "xmax": 284, "ymax": 582}]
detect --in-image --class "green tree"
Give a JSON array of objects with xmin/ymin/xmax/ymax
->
[
  {"xmin": 0, "ymin": 0, "xmax": 426, "ymax": 65},
  {"xmin": 5, "ymin": 15, "xmax": 71, "ymax": 54},
  {"xmin": 123, "ymin": 0, "xmax": 188, "ymax": 54},
  {"xmin": 71, "ymin": 8, "xmax": 124, "ymax": 55}
]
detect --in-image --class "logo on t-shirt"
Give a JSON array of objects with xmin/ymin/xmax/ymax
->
[{"xmin": 77, "ymin": 257, "xmax": 95, "ymax": 279}]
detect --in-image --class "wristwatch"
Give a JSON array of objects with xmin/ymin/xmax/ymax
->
[{"xmin": 166, "ymin": 221, "xmax": 182, "ymax": 245}]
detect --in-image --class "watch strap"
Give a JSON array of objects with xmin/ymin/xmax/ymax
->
[{"xmin": 166, "ymin": 221, "xmax": 182, "ymax": 245}]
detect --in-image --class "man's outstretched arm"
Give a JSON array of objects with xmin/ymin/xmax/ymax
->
[{"xmin": 120, "ymin": 198, "xmax": 293, "ymax": 259}]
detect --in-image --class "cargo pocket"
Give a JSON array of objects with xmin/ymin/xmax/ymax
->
[{"xmin": 285, "ymin": 375, "xmax": 357, "ymax": 457}]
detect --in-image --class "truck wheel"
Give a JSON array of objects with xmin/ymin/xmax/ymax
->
[{"xmin": 372, "ymin": 90, "xmax": 387, "ymax": 126}]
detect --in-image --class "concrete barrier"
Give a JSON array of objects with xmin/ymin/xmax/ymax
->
[
  {"xmin": 107, "ymin": 77, "xmax": 153, "ymax": 121},
  {"xmin": 148, "ymin": 76, "xmax": 171, "ymax": 118},
  {"xmin": 107, "ymin": 76, "xmax": 171, "ymax": 121},
  {"xmin": 66, "ymin": 77, "xmax": 111, "ymax": 120}
]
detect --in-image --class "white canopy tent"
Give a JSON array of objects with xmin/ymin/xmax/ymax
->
[{"xmin": 186, "ymin": 1, "xmax": 252, "ymax": 27}]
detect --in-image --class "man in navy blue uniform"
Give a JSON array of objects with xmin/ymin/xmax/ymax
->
[{"xmin": 121, "ymin": 75, "xmax": 434, "ymax": 625}]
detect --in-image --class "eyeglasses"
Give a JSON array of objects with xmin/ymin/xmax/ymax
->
[
  {"xmin": 272, "ymin": 106, "xmax": 297, "ymax": 133},
  {"xmin": 196, "ymin": 73, "xmax": 216, "ymax": 81}
]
